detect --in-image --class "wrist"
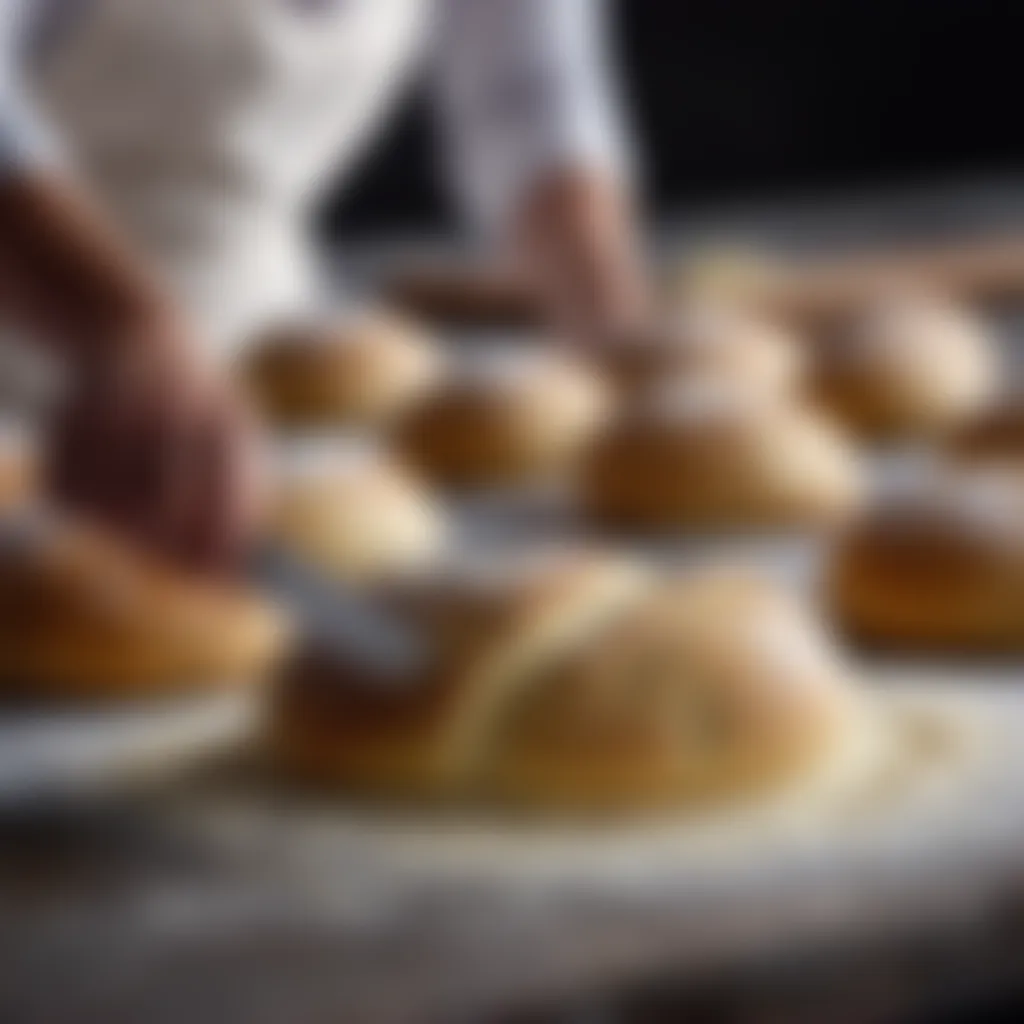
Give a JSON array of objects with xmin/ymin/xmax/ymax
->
[
  {"xmin": 513, "ymin": 168, "xmax": 650, "ymax": 343},
  {"xmin": 0, "ymin": 173, "xmax": 186, "ymax": 368}
]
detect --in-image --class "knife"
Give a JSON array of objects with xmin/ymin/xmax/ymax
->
[{"xmin": 250, "ymin": 544, "xmax": 431, "ymax": 686}]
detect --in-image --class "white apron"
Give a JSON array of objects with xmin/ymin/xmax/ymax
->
[{"xmin": 30, "ymin": 0, "xmax": 426, "ymax": 358}]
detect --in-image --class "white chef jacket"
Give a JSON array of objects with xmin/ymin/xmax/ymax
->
[{"xmin": 0, "ymin": 0, "xmax": 629, "ymax": 354}]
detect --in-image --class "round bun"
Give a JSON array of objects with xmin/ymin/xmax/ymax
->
[
  {"xmin": 270, "ymin": 439, "xmax": 444, "ymax": 584},
  {"xmin": 600, "ymin": 306, "xmax": 804, "ymax": 398},
  {"xmin": 581, "ymin": 381, "xmax": 862, "ymax": 531},
  {"xmin": 828, "ymin": 469, "xmax": 1024, "ymax": 650},
  {"xmin": 947, "ymin": 391, "xmax": 1024, "ymax": 465},
  {"xmin": 271, "ymin": 555, "xmax": 858, "ymax": 810},
  {"xmin": 243, "ymin": 309, "xmax": 441, "ymax": 429},
  {"xmin": 0, "ymin": 518, "xmax": 289, "ymax": 699},
  {"xmin": 811, "ymin": 296, "xmax": 997, "ymax": 439},
  {"xmin": 397, "ymin": 346, "xmax": 611, "ymax": 488}
]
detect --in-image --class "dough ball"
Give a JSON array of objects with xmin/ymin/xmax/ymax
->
[
  {"xmin": 398, "ymin": 345, "xmax": 611, "ymax": 488},
  {"xmin": 0, "ymin": 517, "xmax": 289, "ymax": 699},
  {"xmin": 581, "ymin": 381, "xmax": 862, "ymax": 531},
  {"xmin": 600, "ymin": 305, "xmax": 804, "ymax": 398},
  {"xmin": 828, "ymin": 468, "xmax": 1024, "ymax": 650},
  {"xmin": 270, "ymin": 553, "xmax": 860, "ymax": 811},
  {"xmin": 243, "ymin": 309, "xmax": 441, "ymax": 429},
  {"xmin": 810, "ymin": 296, "xmax": 997, "ymax": 439},
  {"xmin": 270, "ymin": 439, "xmax": 445, "ymax": 584}
]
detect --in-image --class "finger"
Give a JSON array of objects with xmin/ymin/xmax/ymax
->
[
  {"xmin": 117, "ymin": 388, "xmax": 191, "ymax": 560},
  {"xmin": 177, "ymin": 395, "xmax": 266, "ymax": 574},
  {"xmin": 204, "ymin": 402, "xmax": 267, "ymax": 572},
  {"xmin": 90, "ymin": 349, "xmax": 204, "ymax": 562},
  {"xmin": 49, "ymin": 361, "xmax": 184, "ymax": 566},
  {"xmin": 83, "ymin": 368, "xmax": 173, "ymax": 550},
  {"xmin": 45, "ymin": 393, "xmax": 90, "ymax": 507},
  {"xmin": 46, "ymin": 371, "xmax": 128, "ymax": 524}
]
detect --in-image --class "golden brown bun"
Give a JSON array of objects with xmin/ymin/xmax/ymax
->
[
  {"xmin": 947, "ymin": 392, "xmax": 1024, "ymax": 465},
  {"xmin": 0, "ymin": 518, "xmax": 289, "ymax": 699},
  {"xmin": 810, "ymin": 297, "xmax": 997, "ymax": 440},
  {"xmin": 272, "ymin": 561, "xmax": 856, "ymax": 806},
  {"xmin": 271, "ymin": 556, "xmax": 858, "ymax": 810},
  {"xmin": 398, "ymin": 347, "xmax": 611, "ymax": 488},
  {"xmin": 600, "ymin": 306, "xmax": 804, "ymax": 398},
  {"xmin": 270, "ymin": 440, "xmax": 445, "ymax": 584},
  {"xmin": 272, "ymin": 552, "xmax": 642, "ymax": 801},
  {"xmin": 828, "ymin": 470, "xmax": 1024, "ymax": 650},
  {"xmin": 490, "ymin": 571, "xmax": 858, "ymax": 810},
  {"xmin": 243, "ymin": 310, "xmax": 441, "ymax": 429},
  {"xmin": 581, "ymin": 381, "xmax": 862, "ymax": 531}
]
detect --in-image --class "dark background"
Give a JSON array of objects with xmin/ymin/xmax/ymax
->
[{"xmin": 321, "ymin": 0, "xmax": 1024, "ymax": 240}]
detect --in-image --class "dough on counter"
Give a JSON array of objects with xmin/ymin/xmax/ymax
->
[
  {"xmin": 581, "ymin": 380, "xmax": 862, "ymax": 531},
  {"xmin": 270, "ymin": 439, "xmax": 444, "ymax": 584},
  {"xmin": 599, "ymin": 305, "xmax": 804, "ymax": 398},
  {"xmin": 0, "ymin": 517, "xmax": 289, "ymax": 698},
  {"xmin": 270, "ymin": 552, "xmax": 861, "ymax": 811},
  {"xmin": 242, "ymin": 309, "xmax": 441, "ymax": 429},
  {"xmin": 828, "ymin": 469, "xmax": 1024, "ymax": 650},
  {"xmin": 397, "ymin": 345, "xmax": 611, "ymax": 488},
  {"xmin": 810, "ymin": 296, "xmax": 997, "ymax": 439}
]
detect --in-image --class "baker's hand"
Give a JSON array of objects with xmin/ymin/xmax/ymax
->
[
  {"xmin": 46, "ymin": 313, "xmax": 267, "ymax": 573},
  {"xmin": 513, "ymin": 169, "xmax": 651, "ymax": 347}
]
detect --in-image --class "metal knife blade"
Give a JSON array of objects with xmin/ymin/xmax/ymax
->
[{"xmin": 250, "ymin": 544, "xmax": 430, "ymax": 685}]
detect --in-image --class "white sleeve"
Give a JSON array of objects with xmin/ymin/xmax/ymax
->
[
  {"xmin": 433, "ymin": 0, "xmax": 633, "ymax": 235},
  {"xmin": 0, "ymin": 0, "xmax": 61, "ymax": 173}
]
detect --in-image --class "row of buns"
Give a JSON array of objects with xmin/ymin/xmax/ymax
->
[
  {"xmin": 0, "ymin": 445, "xmax": 1020, "ymax": 818},
  {"xmin": 2, "ymin": 323, "xmax": 1019, "ymax": 558},
  {"xmin": 0, "ymin": 259, "xmax": 1021, "ymax": 815},
  {"xmin": 1, "ymin": 290, "xmax": 1021, "ymax": 636},
  {"xmin": 238, "ymin": 296, "xmax": 1010, "ymax": 536},
  {"xmin": 0, "ymin": 503, "xmax": 867, "ymax": 812},
  {"xmin": 241, "ymin": 296, "xmax": 1002, "ymax": 447},
  {"xmin": 253, "ymin": 262, "xmax": 1024, "ymax": 809},
  {"xmin": 9, "ymin": 463, "xmax": 1022, "ymax": 809},
  {"xmin": 5, "ymin": 421, "xmax": 1021, "ymax": 675}
]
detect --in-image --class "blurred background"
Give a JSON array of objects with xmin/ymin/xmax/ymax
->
[{"xmin": 324, "ymin": 0, "xmax": 1024, "ymax": 240}]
